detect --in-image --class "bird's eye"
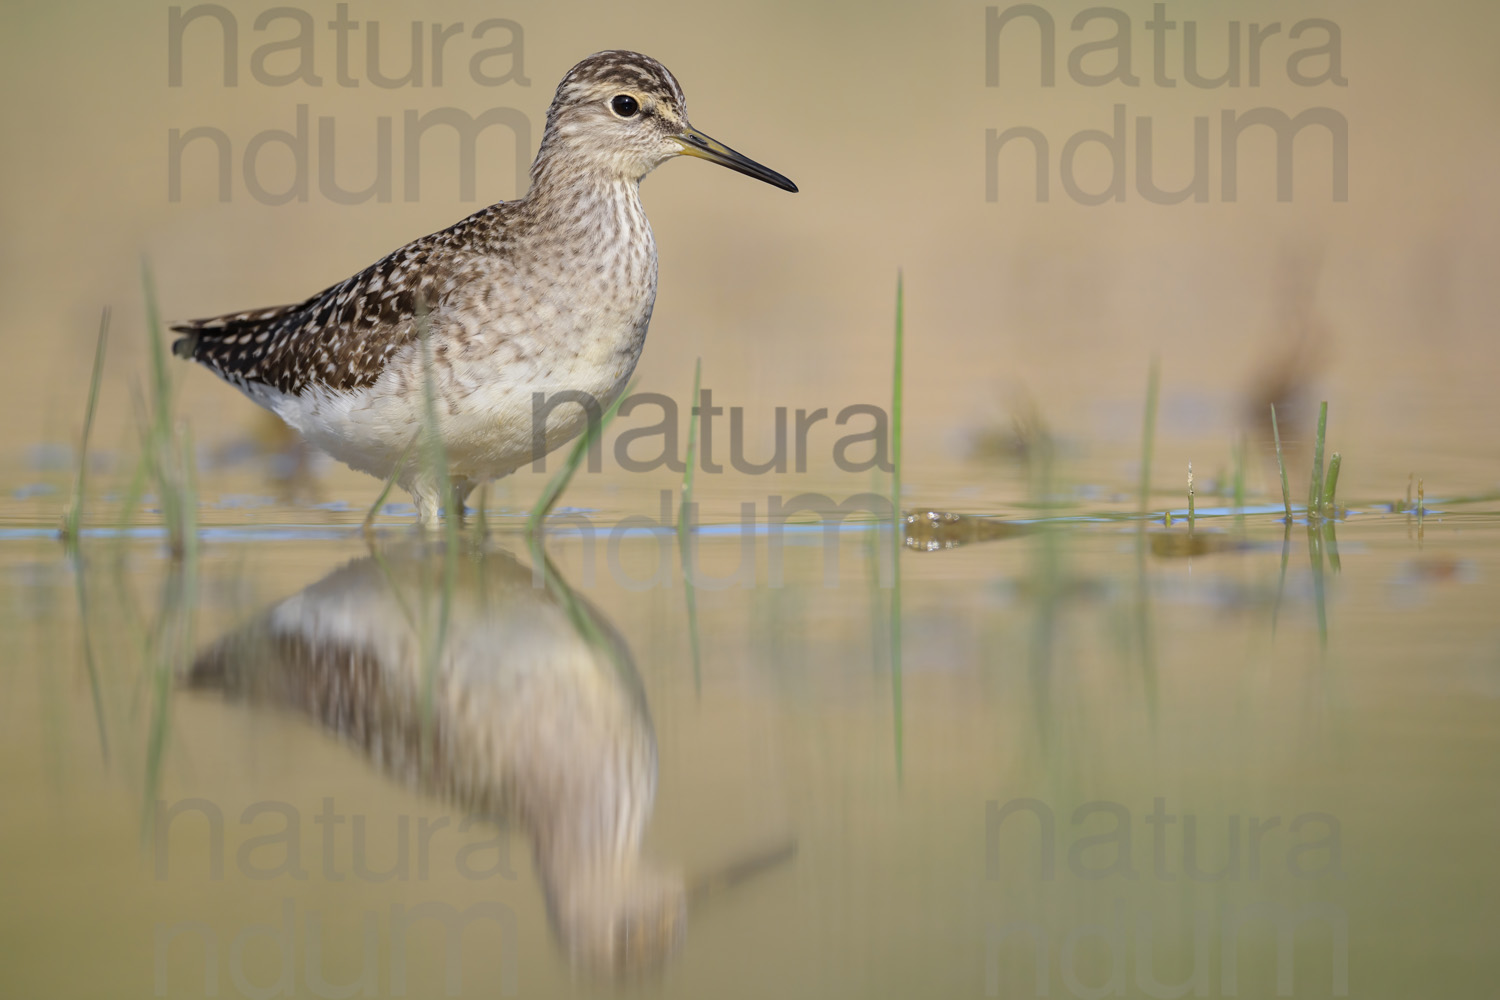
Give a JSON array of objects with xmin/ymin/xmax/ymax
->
[{"xmin": 610, "ymin": 94, "xmax": 640, "ymax": 118}]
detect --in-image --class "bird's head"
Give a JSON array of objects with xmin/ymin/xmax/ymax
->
[
  {"xmin": 537, "ymin": 50, "xmax": 797, "ymax": 192},
  {"xmin": 545, "ymin": 862, "xmax": 688, "ymax": 981}
]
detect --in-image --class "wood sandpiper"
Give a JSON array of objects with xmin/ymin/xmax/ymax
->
[
  {"xmin": 186, "ymin": 546, "xmax": 683, "ymax": 977},
  {"xmin": 173, "ymin": 51, "xmax": 797, "ymax": 526},
  {"xmin": 188, "ymin": 546, "xmax": 794, "ymax": 978}
]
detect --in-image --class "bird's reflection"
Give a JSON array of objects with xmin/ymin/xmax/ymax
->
[{"xmin": 184, "ymin": 544, "xmax": 686, "ymax": 979}]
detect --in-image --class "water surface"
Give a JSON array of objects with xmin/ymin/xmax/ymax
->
[{"xmin": 3, "ymin": 463, "xmax": 1499, "ymax": 998}]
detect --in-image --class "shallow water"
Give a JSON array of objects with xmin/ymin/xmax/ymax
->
[{"xmin": 3, "ymin": 459, "xmax": 1499, "ymax": 999}]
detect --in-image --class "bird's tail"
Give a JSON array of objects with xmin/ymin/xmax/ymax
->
[{"xmin": 170, "ymin": 329, "xmax": 199, "ymax": 359}]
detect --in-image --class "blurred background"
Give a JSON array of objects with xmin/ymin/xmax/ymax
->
[{"xmin": 3, "ymin": 0, "xmax": 1497, "ymax": 503}]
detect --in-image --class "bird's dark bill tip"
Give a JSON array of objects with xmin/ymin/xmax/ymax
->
[{"xmin": 675, "ymin": 127, "xmax": 797, "ymax": 193}]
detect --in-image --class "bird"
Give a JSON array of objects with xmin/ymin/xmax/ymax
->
[
  {"xmin": 184, "ymin": 545, "xmax": 795, "ymax": 978},
  {"xmin": 172, "ymin": 51, "xmax": 797, "ymax": 527},
  {"xmin": 184, "ymin": 545, "xmax": 686, "ymax": 977}
]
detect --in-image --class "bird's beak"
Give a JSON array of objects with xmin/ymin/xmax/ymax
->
[
  {"xmin": 673, "ymin": 126, "xmax": 798, "ymax": 193},
  {"xmin": 685, "ymin": 838, "xmax": 798, "ymax": 905}
]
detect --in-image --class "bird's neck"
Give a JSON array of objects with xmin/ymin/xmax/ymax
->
[
  {"xmin": 521, "ymin": 152, "xmax": 656, "ymax": 290},
  {"xmin": 527, "ymin": 140, "xmax": 645, "ymax": 219}
]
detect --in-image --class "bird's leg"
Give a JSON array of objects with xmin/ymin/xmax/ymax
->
[
  {"xmin": 410, "ymin": 483, "xmax": 443, "ymax": 531},
  {"xmin": 470, "ymin": 483, "xmax": 491, "ymax": 541},
  {"xmin": 450, "ymin": 479, "xmax": 486, "ymax": 530},
  {"xmin": 451, "ymin": 478, "xmax": 478, "ymax": 527},
  {"xmin": 410, "ymin": 476, "xmax": 478, "ymax": 531}
]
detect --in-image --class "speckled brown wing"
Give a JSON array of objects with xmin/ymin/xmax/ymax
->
[
  {"xmin": 171, "ymin": 302, "xmax": 304, "ymax": 391},
  {"xmin": 171, "ymin": 211, "xmax": 496, "ymax": 396}
]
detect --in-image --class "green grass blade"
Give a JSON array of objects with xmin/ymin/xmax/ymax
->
[
  {"xmin": 527, "ymin": 384, "xmax": 632, "ymax": 539},
  {"xmin": 1187, "ymin": 462, "xmax": 1195, "ymax": 529},
  {"xmin": 112, "ymin": 383, "xmax": 153, "ymax": 546},
  {"xmin": 143, "ymin": 266, "xmax": 176, "ymax": 540},
  {"xmin": 141, "ymin": 644, "xmax": 172, "ymax": 840},
  {"xmin": 529, "ymin": 543, "xmax": 634, "ymax": 686},
  {"xmin": 1271, "ymin": 522, "xmax": 1291, "ymax": 636},
  {"xmin": 890, "ymin": 271, "xmax": 904, "ymax": 782},
  {"xmin": 72, "ymin": 557, "xmax": 111, "ymax": 762},
  {"xmin": 141, "ymin": 261, "xmax": 173, "ymax": 427},
  {"xmin": 1138, "ymin": 358, "xmax": 1160, "ymax": 517},
  {"xmin": 892, "ymin": 274, "xmax": 904, "ymax": 519},
  {"xmin": 1323, "ymin": 519, "xmax": 1342, "ymax": 574},
  {"xmin": 1270, "ymin": 404, "xmax": 1291, "ymax": 521},
  {"xmin": 1130, "ymin": 362, "xmax": 1161, "ymax": 726},
  {"xmin": 177, "ymin": 422, "xmax": 199, "ymax": 563},
  {"xmin": 62, "ymin": 306, "xmax": 112, "ymax": 546},
  {"xmin": 1323, "ymin": 452, "xmax": 1342, "ymax": 514},
  {"xmin": 142, "ymin": 558, "xmax": 195, "ymax": 841},
  {"xmin": 682, "ymin": 573, "xmax": 702, "ymax": 698},
  {"xmin": 367, "ymin": 542, "xmax": 421, "ymax": 631},
  {"xmin": 141, "ymin": 261, "xmax": 196, "ymax": 557},
  {"xmin": 1308, "ymin": 401, "xmax": 1328, "ymax": 517},
  {"xmin": 1308, "ymin": 524, "xmax": 1328, "ymax": 650},
  {"xmin": 363, "ymin": 433, "xmax": 418, "ymax": 534},
  {"xmin": 678, "ymin": 357, "xmax": 702, "ymax": 543},
  {"xmin": 1231, "ymin": 437, "xmax": 1246, "ymax": 519},
  {"xmin": 677, "ymin": 357, "xmax": 703, "ymax": 696}
]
